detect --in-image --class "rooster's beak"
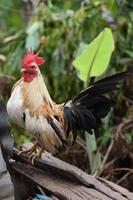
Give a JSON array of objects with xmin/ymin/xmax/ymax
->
[{"xmin": 21, "ymin": 68, "xmax": 26, "ymax": 72}]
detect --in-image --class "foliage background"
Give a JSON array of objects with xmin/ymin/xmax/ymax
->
[{"xmin": 0, "ymin": 0, "xmax": 133, "ymax": 191}]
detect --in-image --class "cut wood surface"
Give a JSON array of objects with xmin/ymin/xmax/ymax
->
[{"xmin": 10, "ymin": 143, "xmax": 133, "ymax": 200}]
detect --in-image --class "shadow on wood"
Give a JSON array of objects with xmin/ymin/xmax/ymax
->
[{"xmin": 10, "ymin": 143, "xmax": 133, "ymax": 200}]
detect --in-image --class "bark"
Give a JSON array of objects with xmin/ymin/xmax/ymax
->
[{"xmin": 10, "ymin": 144, "xmax": 133, "ymax": 200}]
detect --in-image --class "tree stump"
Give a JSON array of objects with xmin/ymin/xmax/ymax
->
[{"xmin": 10, "ymin": 143, "xmax": 133, "ymax": 200}]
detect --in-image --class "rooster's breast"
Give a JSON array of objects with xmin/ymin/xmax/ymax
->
[{"xmin": 7, "ymin": 84, "xmax": 25, "ymax": 128}]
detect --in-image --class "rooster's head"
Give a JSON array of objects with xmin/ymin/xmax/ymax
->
[{"xmin": 21, "ymin": 50, "xmax": 45, "ymax": 82}]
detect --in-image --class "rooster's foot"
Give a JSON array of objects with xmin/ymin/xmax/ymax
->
[
  {"xmin": 30, "ymin": 148, "xmax": 44, "ymax": 165},
  {"xmin": 18, "ymin": 142, "xmax": 44, "ymax": 165},
  {"xmin": 18, "ymin": 142, "xmax": 38, "ymax": 156}
]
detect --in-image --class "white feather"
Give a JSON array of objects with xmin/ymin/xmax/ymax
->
[
  {"xmin": 7, "ymin": 84, "xmax": 25, "ymax": 128},
  {"xmin": 25, "ymin": 109, "xmax": 62, "ymax": 153}
]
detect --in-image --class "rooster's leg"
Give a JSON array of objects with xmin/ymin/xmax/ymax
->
[
  {"xmin": 18, "ymin": 142, "xmax": 44, "ymax": 165},
  {"xmin": 30, "ymin": 148, "xmax": 44, "ymax": 165},
  {"xmin": 18, "ymin": 141, "xmax": 38, "ymax": 156}
]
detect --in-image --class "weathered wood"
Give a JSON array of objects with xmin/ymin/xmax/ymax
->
[
  {"xmin": 11, "ymin": 162, "xmax": 112, "ymax": 200},
  {"xmin": 11, "ymin": 144, "xmax": 133, "ymax": 200},
  {"xmin": 97, "ymin": 177, "xmax": 133, "ymax": 200}
]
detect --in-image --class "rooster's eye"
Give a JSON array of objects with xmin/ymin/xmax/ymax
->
[{"xmin": 31, "ymin": 66, "xmax": 35, "ymax": 69}]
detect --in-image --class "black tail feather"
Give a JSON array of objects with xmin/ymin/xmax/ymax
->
[
  {"xmin": 72, "ymin": 71, "xmax": 127, "ymax": 104},
  {"xmin": 63, "ymin": 72, "xmax": 127, "ymax": 143}
]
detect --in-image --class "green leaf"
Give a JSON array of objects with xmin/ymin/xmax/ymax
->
[
  {"xmin": 85, "ymin": 133, "xmax": 101, "ymax": 174},
  {"xmin": 26, "ymin": 32, "xmax": 40, "ymax": 51},
  {"xmin": 26, "ymin": 21, "xmax": 43, "ymax": 35},
  {"xmin": 25, "ymin": 21, "xmax": 43, "ymax": 50},
  {"xmin": 125, "ymin": 50, "xmax": 133, "ymax": 58},
  {"xmin": 73, "ymin": 28, "xmax": 114, "ymax": 84}
]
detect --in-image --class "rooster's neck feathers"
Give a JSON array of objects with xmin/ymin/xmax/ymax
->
[
  {"xmin": 21, "ymin": 69, "xmax": 64, "ymax": 123},
  {"xmin": 22, "ymin": 69, "xmax": 53, "ymax": 110}
]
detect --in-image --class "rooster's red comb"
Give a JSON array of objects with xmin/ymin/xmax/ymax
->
[{"xmin": 22, "ymin": 50, "xmax": 45, "ymax": 68}]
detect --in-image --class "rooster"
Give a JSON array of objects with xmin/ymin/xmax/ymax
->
[{"xmin": 7, "ymin": 50, "xmax": 127, "ymax": 163}]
